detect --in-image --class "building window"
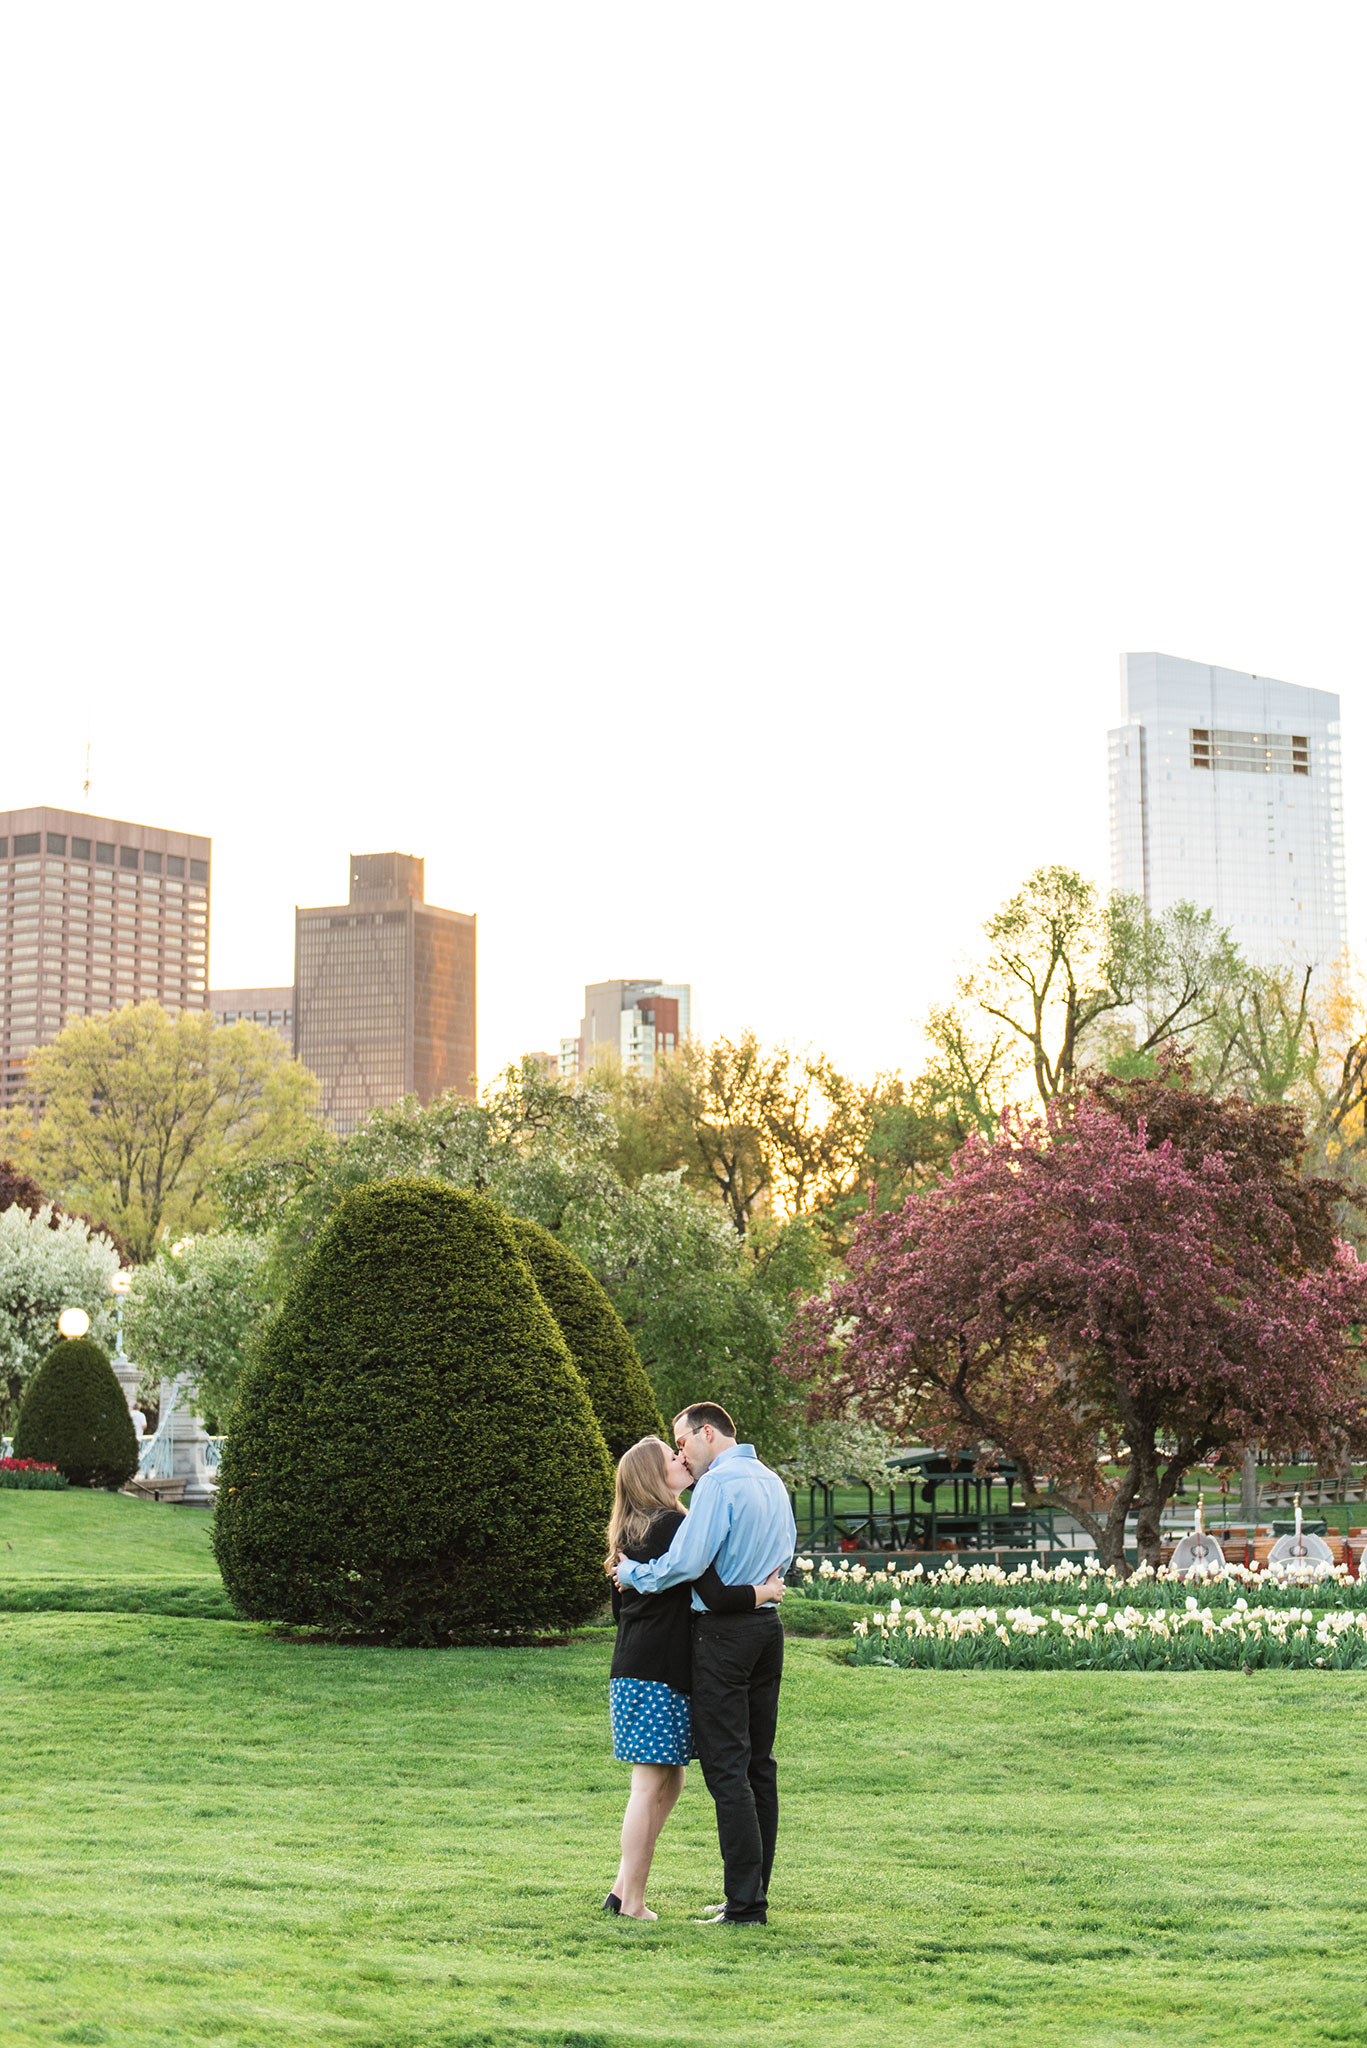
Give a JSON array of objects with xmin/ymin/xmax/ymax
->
[
  {"xmin": 45, "ymin": 834, "xmax": 66, "ymax": 855},
  {"xmin": 190, "ymin": 859, "xmax": 208, "ymax": 883},
  {"xmin": 96, "ymin": 843, "xmax": 115, "ymax": 866},
  {"xmin": 144, "ymin": 851, "xmax": 162, "ymax": 874},
  {"xmin": 167, "ymin": 855, "xmax": 184, "ymax": 877},
  {"xmin": 13, "ymin": 834, "xmax": 39, "ymax": 856},
  {"xmin": 1190, "ymin": 728, "xmax": 1311, "ymax": 776},
  {"xmin": 0, "ymin": 840, "xmax": 7, "ymax": 858},
  {"xmin": 71, "ymin": 837, "xmax": 90, "ymax": 859},
  {"xmin": 120, "ymin": 847, "xmax": 139, "ymax": 870}
]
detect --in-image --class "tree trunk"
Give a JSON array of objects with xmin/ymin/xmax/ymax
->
[
  {"xmin": 1133, "ymin": 1489, "xmax": 1165, "ymax": 1568},
  {"xmin": 1096, "ymin": 1509, "xmax": 1131, "ymax": 1575}
]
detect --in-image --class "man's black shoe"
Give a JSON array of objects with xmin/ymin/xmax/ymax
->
[{"xmin": 603, "ymin": 1893, "xmax": 622, "ymax": 1914}]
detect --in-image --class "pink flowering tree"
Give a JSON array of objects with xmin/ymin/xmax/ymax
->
[{"xmin": 783, "ymin": 1083, "xmax": 1367, "ymax": 1571}]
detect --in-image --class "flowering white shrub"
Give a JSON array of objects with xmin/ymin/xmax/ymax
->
[
  {"xmin": 0, "ymin": 1204, "xmax": 120, "ymax": 1425},
  {"xmin": 792, "ymin": 1553, "xmax": 1361, "ymax": 1612},
  {"xmin": 853, "ymin": 1597, "xmax": 1367, "ymax": 1671}
]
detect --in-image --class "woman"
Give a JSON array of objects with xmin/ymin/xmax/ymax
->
[{"xmin": 603, "ymin": 1435, "xmax": 786, "ymax": 1920}]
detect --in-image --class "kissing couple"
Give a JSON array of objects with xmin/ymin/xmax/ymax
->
[{"xmin": 605, "ymin": 1401, "xmax": 797, "ymax": 1926}]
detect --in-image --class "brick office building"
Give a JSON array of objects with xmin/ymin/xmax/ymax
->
[
  {"xmin": 294, "ymin": 851, "xmax": 476, "ymax": 1135},
  {"xmin": 0, "ymin": 805, "xmax": 211, "ymax": 1108}
]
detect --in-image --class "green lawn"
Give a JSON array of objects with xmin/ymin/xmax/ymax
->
[
  {"xmin": 0, "ymin": 1487, "xmax": 232, "ymax": 1617},
  {"xmin": 3, "ymin": 1495, "xmax": 1367, "ymax": 2047}
]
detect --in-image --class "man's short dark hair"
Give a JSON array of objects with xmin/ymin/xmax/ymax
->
[{"xmin": 673, "ymin": 1402, "xmax": 736, "ymax": 1439}]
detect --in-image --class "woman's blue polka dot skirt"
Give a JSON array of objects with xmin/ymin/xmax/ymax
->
[{"xmin": 609, "ymin": 1678, "xmax": 693, "ymax": 1765}]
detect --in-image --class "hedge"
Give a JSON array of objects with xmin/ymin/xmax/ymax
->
[
  {"xmin": 213, "ymin": 1178, "xmax": 614, "ymax": 1640},
  {"xmin": 505, "ymin": 1215, "xmax": 664, "ymax": 1459},
  {"xmin": 11, "ymin": 1337, "xmax": 139, "ymax": 1489}
]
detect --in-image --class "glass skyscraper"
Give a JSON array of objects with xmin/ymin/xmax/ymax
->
[{"xmin": 1108, "ymin": 652, "xmax": 1347, "ymax": 969}]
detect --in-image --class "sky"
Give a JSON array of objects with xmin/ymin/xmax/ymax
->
[{"xmin": 3, "ymin": 4, "xmax": 1364, "ymax": 1084}]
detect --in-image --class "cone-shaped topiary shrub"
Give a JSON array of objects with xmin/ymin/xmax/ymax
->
[
  {"xmin": 505, "ymin": 1216, "xmax": 665, "ymax": 1459},
  {"xmin": 12, "ymin": 1337, "xmax": 139, "ymax": 1489},
  {"xmin": 213, "ymin": 1179, "xmax": 614, "ymax": 1641}
]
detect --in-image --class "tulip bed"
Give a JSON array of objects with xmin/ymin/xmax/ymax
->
[
  {"xmin": 852, "ymin": 1596, "xmax": 1367, "ymax": 1670},
  {"xmin": 794, "ymin": 1552, "xmax": 1366, "ymax": 1611}
]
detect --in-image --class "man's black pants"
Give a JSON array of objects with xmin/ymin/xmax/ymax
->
[{"xmin": 691, "ymin": 1608, "xmax": 784, "ymax": 1923}]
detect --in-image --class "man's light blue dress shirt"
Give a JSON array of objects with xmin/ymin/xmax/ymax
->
[{"xmin": 616, "ymin": 1444, "xmax": 797, "ymax": 1612}]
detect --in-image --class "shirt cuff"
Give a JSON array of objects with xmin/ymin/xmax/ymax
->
[{"xmin": 617, "ymin": 1559, "xmax": 641, "ymax": 1589}]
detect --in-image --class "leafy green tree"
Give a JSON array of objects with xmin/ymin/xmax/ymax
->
[
  {"xmin": 122, "ymin": 1231, "xmax": 272, "ymax": 1431},
  {"xmin": 13, "ymin": 1335, "xmax": 138, "ymax": 1488},
  {"xmin": 0, "ymin": 1005, "xmax": 320, "ymax": 1260},
  {"xmin": 0, "ymin": 1203, "xmax": 121, "ymax": 1431},
  {"xmin": 220, "ymin": 1063, "xmax": 810, "ymax": 1462},
  {"xmin": 220, "ymin": 1058, "xmax": 614, "ymax": 1286},
  {"xmin": 606, "ymin": 1036, "xmax": 904, "ymax": 1247},
  {"xmin": 944, "ymin": 866, "xmax": 1249, "ymax": 1106},
  {"xmin": 214, "ymin": 1180, "xmax": 613, "ymax": 1641}
]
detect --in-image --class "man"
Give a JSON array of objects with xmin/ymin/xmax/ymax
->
[{"xmin": 613, "ymin": 1401, "xmax": 796, "ymax": 1926}]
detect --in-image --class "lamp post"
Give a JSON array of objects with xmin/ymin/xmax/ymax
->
[
  {"xmin": 108, "ymin": 1270, "xmax": 141, "ymax": 1417},
  {"xmin": 57, "ymin": 1308, "xmax": 90, "ymax": 1340}
]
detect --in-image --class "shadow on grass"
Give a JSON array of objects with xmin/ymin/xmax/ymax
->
[{"xmin": 0, "ymin": 1581, "xmax": 238, "ymax": 1620}]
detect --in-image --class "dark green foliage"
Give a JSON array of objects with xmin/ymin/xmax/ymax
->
[
  {"xmin": 213, "ymin": 1179, "xmax": 614, "ymax": 1640},
  {"xmin": 12, "ymin": 1339, "xmax": 139, "ymax": 1489},
  {"xmin": 505, "ymin": 1215, "xmax": 664, "ymax": 1458},
  {"xmin": 0, "ymin": 1461, "xmax": 69, "ymax": 1490}
]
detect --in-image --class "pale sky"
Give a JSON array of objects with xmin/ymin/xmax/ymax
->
[{"xmin": 4, "ymin": 5, "xmax": 1364, "ymax": 1083}]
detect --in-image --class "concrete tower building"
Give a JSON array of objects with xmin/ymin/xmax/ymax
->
[
  {"xmin": 559, "ymin": 978, "xmax": 690, "ymax": 1079},
  {"xmin": 294, "ymin": 851, "xmax": 476, "ymax": 1135},
  {"xmin": 1108, "ymin": 653, "xmax": 1347, "ymax": 969}
]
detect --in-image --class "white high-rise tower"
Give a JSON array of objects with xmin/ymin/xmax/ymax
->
[{"xmin": 1108, "ymin": 652, "xmax": 1346, "ymax": 969}]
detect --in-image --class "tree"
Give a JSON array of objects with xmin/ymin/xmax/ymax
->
[
  {"xmin": 213, "ymin": 1180, "xmax": 614, "ymax": 1641},
  {"xmin": 219, "ymin": 1061, "xmax": 810, "ymax": 1460},
  {"xmin": 504, "ymin": 1216, "xmax": 664, "ymax": 1457},
  {"xmin": 219, "ymin": 1057, "xmax": 615, "ymax": 1285},
  {"xmin": 652, "ymin": 1033, "xmax": 786, "ymax": 1234},
  {"xmin": 0, "ymin": 1005, "xmax": 320, "ymax": 1260},
  {"xmin": 0, "ymin": 1203, "xmax": 121, "ymax": 1432},
  {"xmin": 0, "ymin": 1158, "xmax": 131, "ymax": 1260},
  {"xmin": 784, "ymin": 1083, "xmax": 1367, "ymax": 1570},
  {"xmin": 122, "ymin": 1231, "xmax": 272, "ymax": 1431},
  {"xmin": 946, "ymin": 867, "xmax": 1248, "ymax": 1107},
  {"xmin": 13, "ymin": 1335, "xmax": 138, "ymax": 1488},
  {"xmin": 552, "ymin": 1168, "xmax": 813, "ymax": 1461},
  {"xmin": 625, "ymin": 1035, "xmax": 902, "ymax": 1244},
  {"xmin": 1303, "ymin": 956, "xmax": 1367, "ymax": 1209}
]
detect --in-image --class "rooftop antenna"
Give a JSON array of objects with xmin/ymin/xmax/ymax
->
[{"xmin": 82, "ymin": 742, "xmax": 91, "ymax": 802}]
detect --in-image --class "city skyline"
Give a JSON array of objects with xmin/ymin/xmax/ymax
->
[{"xmin": 5, "ymin": 11, "xmax": 1365, "ymax": 1093}]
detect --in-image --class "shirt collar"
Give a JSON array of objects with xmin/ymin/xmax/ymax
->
[{"xmin": 710, "ymin": 1443, "xmax": 756, "ymax": 1468}]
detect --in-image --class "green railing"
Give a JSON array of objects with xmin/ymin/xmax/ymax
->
[{"xmin": 790, "ymin": 1454, "xmax": 1058, "ymax": 1554}]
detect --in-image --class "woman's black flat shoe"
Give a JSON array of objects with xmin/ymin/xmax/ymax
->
[{"xmin": 603, "ymin": 1893, "xmax": 622, "ymax": 1914}]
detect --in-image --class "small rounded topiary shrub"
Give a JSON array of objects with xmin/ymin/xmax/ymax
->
[
  {"xmin": 213, "ymin": 1179, "xmax": 614, "ymax": 1641},
  {"xmin": 505, "ymin": 1215, "xmax": 665, "ymax": 1460},
  {"xmin": 12, "ymin": 1336, "xmax": 139, "ymax": 1489}
]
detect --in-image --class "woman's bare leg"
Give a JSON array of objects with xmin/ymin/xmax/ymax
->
[{"xmin": 613, "ymin": 1764, "xmax": 686, "ymax": 1917}]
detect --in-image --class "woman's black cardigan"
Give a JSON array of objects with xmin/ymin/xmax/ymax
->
[{"xmin": 610, "ymin": 1508, "xmax": 757, "ymax": 1696}]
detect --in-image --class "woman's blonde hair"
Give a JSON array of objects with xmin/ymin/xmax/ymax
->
[{"xmin": 604, "ymin": 1436, "xmax": 683, "ymax": 1576}]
